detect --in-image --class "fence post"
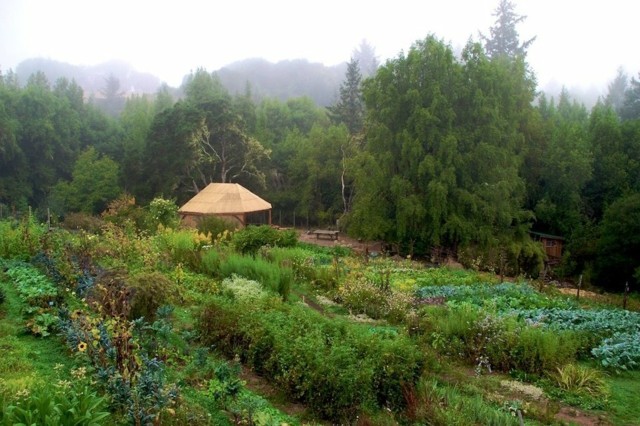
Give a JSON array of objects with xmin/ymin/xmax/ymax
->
[
  {"xmin": 576, "ymin": 274, "xmax": 582, "ymax": 301},
  {"xmin": 623, "ymin": 281, "xmax": 630, "ymax": 310}
]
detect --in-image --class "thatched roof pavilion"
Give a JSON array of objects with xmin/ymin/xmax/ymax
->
[{"xmin": 178, "ymin": 183, "xmax": 272, "ymax": 227}]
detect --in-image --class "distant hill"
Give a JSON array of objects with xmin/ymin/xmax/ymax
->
[
  {"xmin": 15, "ymin": 57, "xmax": 350, "ymax": 108},
  {"xmin": 216, "ymin": 58, "xmax": 347, "ymax": 107},
  {"xmin": 15, "ymin": 58, "xmax": 162, "ymax": 97}
]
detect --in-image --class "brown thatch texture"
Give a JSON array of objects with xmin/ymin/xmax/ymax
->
[{"xmin": 178, "ymin": 183, "xmax": 271, "ymax": 215}]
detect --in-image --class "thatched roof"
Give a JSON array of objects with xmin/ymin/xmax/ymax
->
[{"xmin": 178, "ymin": 183, "xmax": 271, "ymax": 216}]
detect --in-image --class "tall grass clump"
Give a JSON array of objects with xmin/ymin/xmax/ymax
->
[
  {"xmin": 406, "ymin": 378, "xmax": 519, "ymax": 426},
  {"xmin": 199, "ymin": 248, "xmax": 220, "ymax": 276},
  {"xmin": 219, "ymin": 254, "xmax": 292, "ymax": 300},
  {"xmin": 418, "ymin": 304, "xmax": 581, "ymax": 375}
]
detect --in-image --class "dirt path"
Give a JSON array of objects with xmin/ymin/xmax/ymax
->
[
  {"xmin": 295, "ymin": 228, "xmax": 383, "ymax": 254},
  {"xmin": 238, "ymin": 365, "xmax": 329, "ymax": 425}
]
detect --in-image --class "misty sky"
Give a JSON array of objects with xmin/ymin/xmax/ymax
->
[{"xmin": 1, "ymin": 0, "xmax": 638, "ymax": 94}]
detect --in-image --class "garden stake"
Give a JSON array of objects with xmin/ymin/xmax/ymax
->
[
  {"xmin": 623, "ymin": 281, "xmax": 629, "ymax": 310},
  {"xmin": 576, "ymin": 275, "xmax": 582, "ymax": 301}
]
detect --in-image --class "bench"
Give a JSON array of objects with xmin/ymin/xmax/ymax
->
[{"xmin": 310, "ymin": 229, "xmax": 339, "ymax": 240}]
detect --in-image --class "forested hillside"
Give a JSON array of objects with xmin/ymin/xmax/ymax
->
[{"xmin": 1, "ymin": 3, "xmax": 639, "ymax": 292}]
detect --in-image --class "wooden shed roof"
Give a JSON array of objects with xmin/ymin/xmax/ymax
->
[{"xmin": 178, "ymin": 183, "xmax": 271, "ymax": 216}]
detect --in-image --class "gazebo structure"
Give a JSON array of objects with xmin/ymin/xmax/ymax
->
[{"xmin": 179, "ymin": 183, "xmax": 272, "ymax": 228}]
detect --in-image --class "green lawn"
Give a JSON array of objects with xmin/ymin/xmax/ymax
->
[{"xmin": 608, "ymin": 370, "xmax": 640, "ymax": 425}]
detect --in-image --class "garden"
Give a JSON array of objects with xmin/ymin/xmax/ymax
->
[{"xmin": 1, "ymin": 201, "xmax": 639, "ymax": 425}]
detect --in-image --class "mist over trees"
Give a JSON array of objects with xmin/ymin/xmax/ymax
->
[{"xmin": 1, "ymin": 1, "xmax": 639, "ymax": 292}]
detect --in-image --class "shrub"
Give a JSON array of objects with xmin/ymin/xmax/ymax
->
[
  {"xmin": 221, "ymin": 275, "xmax": 269, "ymax": 302},
  {"xmin": 61, "ymin": 212, "xmax": 105, "ymax": 233},
  {"xmin": 101, "ymin": 194, "xmax": 148, "ymax": 230},
  {"xmin": 197, "ymin": 215, "xmax": 238, "ymax": 242},
  {"xmin": 231, "ymin": 225, "xmax": 297, "ymax": 255},
  {"xmin": 154, "ymin": 228, "xmax": 203, "ymax": 269},
  {"xmin": 489, "ymin": 322, "xmax": 581, "ymax": 374},
  {"xmin": 419, "ymin": 304, "xmax": 581, "ymax": 375},
  {"xmin": 199, "ymin": 248, "xmax": 220, "ymax": 276},
  {"xmin": 147, "ymin": 197, "xmax": 180, "ymax": 231},
  {"xmin": 128, "ymin": 271, "xmax": 176, "ymax": 322},
  {"xmin": 197, "ymin": 296, "xmax": 425, "ymax": 422},
  {"xmin": 219, "ymin": 254, "xmax": 292, "ymax": 300},
  {"xmin": 337, "ymin": 275, "xmax": 388, "ymax": 319},
  {"xmin": 0, "ymin": 216, "xmax": 44, "ymax": 260}
]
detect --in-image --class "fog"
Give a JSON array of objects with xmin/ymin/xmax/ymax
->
[{"xmin": 1, "ymin": 0, "xmax": 638, "ymax": 97}]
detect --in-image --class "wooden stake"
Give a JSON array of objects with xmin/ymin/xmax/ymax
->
[
  {"xmin": 576, "ymin": 274, "xmax": 582, "ymax": 301},
  {"xmin": 623, "ymin": 281, "xmax": 630, "ymax": 310}
]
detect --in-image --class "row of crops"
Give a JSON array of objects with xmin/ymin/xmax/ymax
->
[{"xmin": 1, "ymin": 216, "xmax": 639, "ymax": 424}]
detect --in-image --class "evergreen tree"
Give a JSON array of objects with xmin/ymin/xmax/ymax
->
[
  {"xmin": 605, "ymin": 67, "xmax": 628, "ymax": 115},
  {"xmin": 328, "ymin": 58, "xmax": 364, "ymax": 135},
  {"xmin": 352, "ymin": 39, "xmax": 379, "ymax": 78},
  {"xmin": 480, "ymin": 0, "xmax": 535, "ymax": 58},
  {"xmin": 619, "ymin": 73, "xmax": 640, "ymax": 120}
]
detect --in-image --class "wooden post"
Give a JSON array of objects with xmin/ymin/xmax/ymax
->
[
  {"xmin": 576, "ymin": 275, "xmax": 582, "ymax": 301},
  {"xmin": 623, "ymin": 281, "xmax": 630, "ymax": 310}
]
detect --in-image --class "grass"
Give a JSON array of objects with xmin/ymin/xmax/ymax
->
[
  {"xmin": 0, "ymin": 279, "xmax": 74, "ymax": 392},
  {"xmin": 607, "ymin": 370, "xmax": 640, "ymax": 425}
]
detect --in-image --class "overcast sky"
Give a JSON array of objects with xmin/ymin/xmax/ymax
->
[{"xmin": 1, "ymin": 0, "xmax": 638, "ymax": 94}]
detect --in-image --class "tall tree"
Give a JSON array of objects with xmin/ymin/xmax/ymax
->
[
  {"xmin": 533, "ymin": 89, "xmax": 592, "ymax": 235},
  {"xmin": 119, "ymin": 95, "xmax": 155, "ymax": 195},
  {"xmin": 480, "ymin": 0, "xmax": 535, "ymax": 58},
  {"xmin": 619, "ymin": 73, "xmax": 640, "ymax": 120},
  {"xmin": 51, "ymin": 147, "xmax": 121, "ymax": 214},
  {"xmin": 99, "ymin": 73, "xmax": 125, "ymax": 117},
  {"xmin": 352, "ymin": 39, "xmax": 379, "ymax": 78},
  {"xmin": 595, "ymin": 193, "xmax": 640, "ymax": 291},
  {"xmin": 351, "ymin": 36, "xmax": 536, "ymax": 255},
  {"xmin": 328, "ymin": 58, "xmax": 364, "ymax": 135},
  {"xmin": 605, "ymin": 67, "xmax": 628, "ymax": 115}
]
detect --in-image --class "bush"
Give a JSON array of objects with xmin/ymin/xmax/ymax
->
[
  {"xmin": 197, "ymin": 296, "xmax": 424, "ymax": 422},
  {"xmin": 419, "ymin": 304, "xmax": 581, "ymax": 375},
  {"xmin": 128, "ymin": 271, "xmax": 176, "ymax": 322},
  {"xmin": 154, "ymin": 228, "xmax": 203, "ymax": 269},
  {"xmin": 101, "ymin": 194, "xmax": 148, "ymax": 231},
  {"xmin": 61, "ymin": 212, "xmax": 105, "ymax": 233},
  {"xmin": 147, "ymin": 197, "xmax": 180, "ymax": 231},
  {"xmin": 0, "ymin": 217, "xmax": 44, "ymax": 260},
  {"xmin": 197, "ymin": 215, "xmax": 238, "ymax": 241},
  {"xmin": 219, "ymin": 254, "xmax": 292, "ymax": 300},
  {"xmin": 199, "ymin": 248, "xmax": 220, "ymax": 276},
  {"xmin": 231, "ymin": 225, "xmax": 297, "ymax": 255}
]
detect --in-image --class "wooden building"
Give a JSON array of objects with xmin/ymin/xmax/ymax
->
[{"xmin": 530, "ymin": 231, "xmax": 564, "ymax": 263}]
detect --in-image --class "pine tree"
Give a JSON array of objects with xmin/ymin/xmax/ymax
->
[
  {"xmin": 481, "ymin": 0, "xmax": 535, "ymax": 58},
  {"xmin": 328, "ymin": 58, "xmax": 363, "ymax": 135}
]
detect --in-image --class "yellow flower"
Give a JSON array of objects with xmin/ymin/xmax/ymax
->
[{"xmin": 77, "ymin": 342, "xmax": 88, "ymax": 352}]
